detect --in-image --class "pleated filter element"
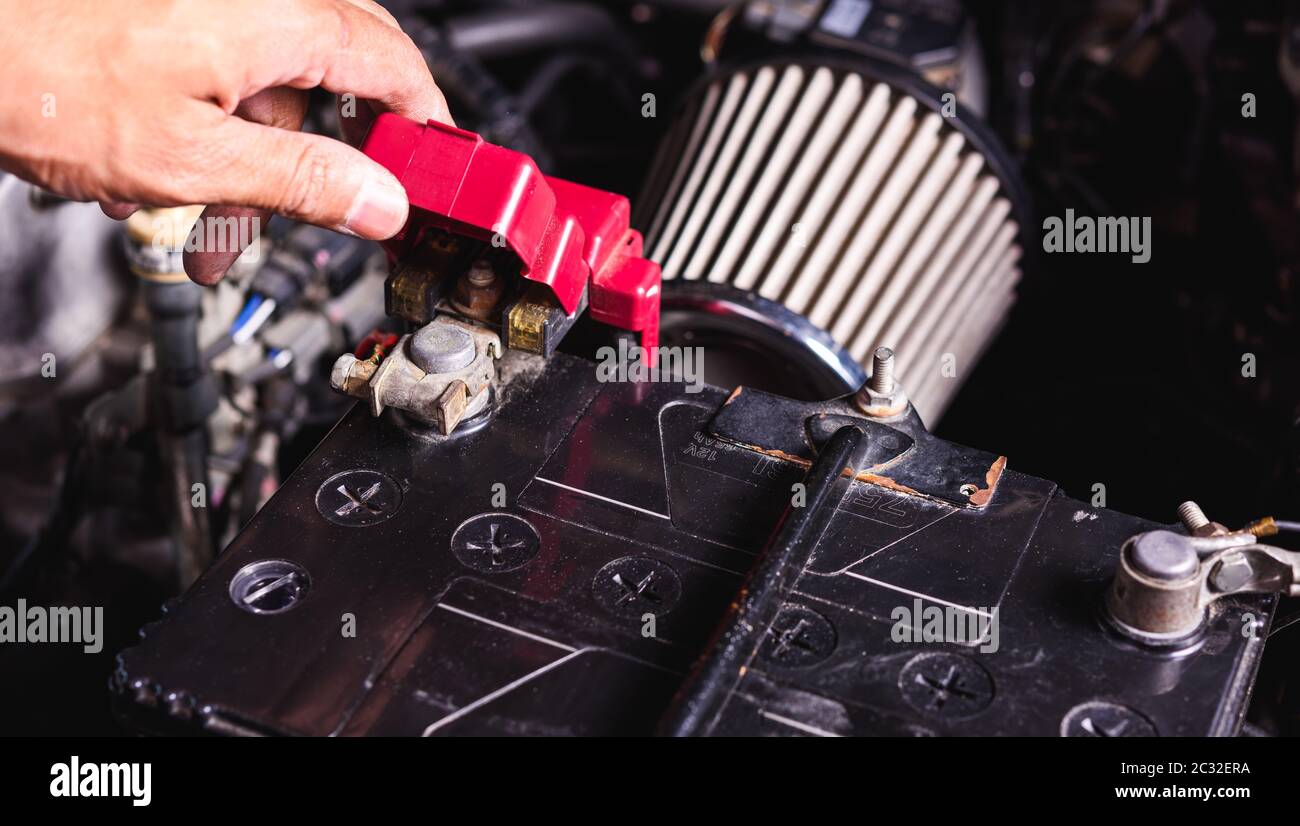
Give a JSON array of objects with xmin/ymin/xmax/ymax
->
[{"xmin": 636, "ymin": 62, "xmax": 1023, "ymax": 421}]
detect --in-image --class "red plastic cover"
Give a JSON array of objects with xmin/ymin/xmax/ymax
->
[{"xmin": 361, "ymin": 114, "xmax": 660, "ymax": 347}]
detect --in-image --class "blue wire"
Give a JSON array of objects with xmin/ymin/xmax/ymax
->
[{"xmin": 230, "ymin": 294, "xmax": 265, "ymax": 334}]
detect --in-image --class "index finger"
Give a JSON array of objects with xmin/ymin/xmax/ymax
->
[{"xmin": 219, "ymin": 0, "xmax": 451, "ymax": 125}]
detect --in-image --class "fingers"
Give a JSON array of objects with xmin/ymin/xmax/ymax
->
[
  {"xmin": 329, "ymin": 1, "xmax": 453, "ymax": 148},
  {"xmin": 118, "ymin": 0, "xmax": 457, "ymax": 289},
  {"xmin": 99, "ymin": 200, "xmax": 139, "ymax": 220},
  {"xmin": 237, "ymin": 0, "xmax": 452, "ymax": 126},
  {"xmin": 339, "ymin": 0, "xmax": 400, "ymax": 29},
  {"xmin": 325, "ymin": 0, "xmax": 452, "ymax": 124},
  {"xmin": 184, "ymin": 88, "xmax": 309, "ymax": 284},
  {"xmin": 182, "ymin": 204, "xmax": 266, "ymax": 285},
  {"xmin": 236, "ymin": 86, "xmax": 311, "ymax": 133},
  {"xmin": 189, "ymin": 115, "xmax": 408, "ymax": 243}
]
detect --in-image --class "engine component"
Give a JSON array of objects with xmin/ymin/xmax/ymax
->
[
  {"xmin": 0, "ymin": 176, "xmax": 127, "ymax": 396},
  {"xmin": 450, "ymin": 258, "xmax": 506, "ymax": 321},
  {"xmin": 331, "ymin": 317, "xmax": 500, "ymax": 435},
  {"xmin": 123, "ymin": 205, "xmax": 204, "ymax": 281},
  {"xmin": 384, "ymin": 228, "xmax": 486, "ymax": 326},
  {"xmin": 327, "ymin": 115, "xmax": 676, "ymax": 433},
  {"xmin": 250, "ymin": 223, "xmax": 371, "ymax": 311},
  {"xmin": 503, "ymin": 282, "xmax": 585, "ymax": 357},
  {"xmin": 1106, "ymin": 504, "xmax": 1300, "ymax": 646},
  {"xmin": 742, "ymin": 0, "xmax": 989, "ymax": 115},
  {"xmin": 659, "ymin": 280, "xmax": 866, "ymax": 400},
  {"xmin": 127, "ymin": 207, "xmax": 225, "ymax": 586},
  {"xmin": 361, "ymin": 115, "xmax": 663, "ymax": 351},
  {"xmin": 327, "ymin": 116, "xmax": 670, "ymax": 431},
  {"xmin": 636, "ymin": 57, "xmax": 1027, "ymax": 418}
]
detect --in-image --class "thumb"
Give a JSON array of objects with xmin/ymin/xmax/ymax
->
[{"xmin": 194, "ymin": 117, "xmax": 409, "ymax": 239}]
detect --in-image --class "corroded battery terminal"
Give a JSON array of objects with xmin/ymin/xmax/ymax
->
[{"xmin": 329, "ymin": 116, "xmax": 661, "ymax": 432}]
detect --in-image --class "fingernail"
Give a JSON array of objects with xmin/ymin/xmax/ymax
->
[{"xmin": 341, "ymin": 169, "xmax": 408, "ymax": 239}]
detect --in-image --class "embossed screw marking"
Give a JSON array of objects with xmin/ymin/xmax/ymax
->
[
  {"xmin": 229, "ymin": 560, "xmax": 310, "ymax": 615},
  {"xmin": 593, "ymin": 557, "xmax": 682, "ymax": 618},
  {"xmin": 1061, "ymin": 701, "xmax": 1157, "ymax": 737},
  {"xmin": 316, "ymin": 470, "xmax": 402, "ymax": 526},
  {"xmin": 899, "ymin": 652, "xmax": 994, "ymax": 717},
  {"xmin": 469, "ymin": 523, "xmax": 525, "ymax": 566},
  {"xmin": 759, "ymin": 605, "xmax": 836, "ymax": 667},
  {"xmin": 451, "ymin": 513, "xmax": 541, "ymax": 572}
]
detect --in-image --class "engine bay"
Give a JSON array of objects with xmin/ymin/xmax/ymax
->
[{"xmin": 1, "ymin": 0, "xmax": 1299, "ymax": 741}]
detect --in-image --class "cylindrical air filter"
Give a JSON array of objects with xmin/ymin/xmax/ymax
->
[{"xmin": 635, "ymin": 59, "xmax": 1027, "ymax": 421}]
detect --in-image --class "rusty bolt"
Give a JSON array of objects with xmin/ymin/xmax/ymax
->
[
  {"xmin": 452, "ymin": 258, "xmax": 505, "ymax": 321},
  {"xmin": 468, "ymin": 258, "xmax": 496, "ymax": 287}
]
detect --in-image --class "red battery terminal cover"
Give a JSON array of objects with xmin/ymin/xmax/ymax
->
[{"xmin": 361, "ymin": 114, "xmax": 661, "ymax": 349}]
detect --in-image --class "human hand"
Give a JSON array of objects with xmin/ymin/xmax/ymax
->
[{"xmin": 0, "ymin": 0, "xmax": 450, "ymax": 283}]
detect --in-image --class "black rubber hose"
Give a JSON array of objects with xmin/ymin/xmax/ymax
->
[
  {"xmin": 403, "ymin": 16, "xmax": 552, "ymax": 167},
  {"xmin": 517, "ymin": 54, "xmax": 639, "ymax": 117},
  {"xmin": 444, "ymin": 2, "xmax": 637, "ymax": 62},
  {"xmin": 145, "ymin": 281, "xmax": 205, "ymax": 390},
  {"xmin": 144, "ymin": 280, "xmax": 216, "ymax": 584}
]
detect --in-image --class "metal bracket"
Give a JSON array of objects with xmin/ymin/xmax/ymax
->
[{"xmin": 709, "ymin": 386, "xmax": 1005, "ymax": 508}]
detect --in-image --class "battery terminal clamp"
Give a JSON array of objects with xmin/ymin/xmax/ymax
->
[
  {"xmin": 1105, "ymin": 504, "xmax": 1300, "ymax": 646},
  {"xmin": 330, "ymin": 115, "xmax": 662, "ymax": 431}
]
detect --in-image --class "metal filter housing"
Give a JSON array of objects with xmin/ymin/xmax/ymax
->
[{"xmin": 635, "ymin": 58, "xmax": 1026, "ymax": 421}]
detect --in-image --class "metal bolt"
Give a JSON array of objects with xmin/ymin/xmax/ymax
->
[
  {"xmin": 1128, "ymin": 530, "xmax": 1199, "ymax": 582},
  {"xmin": 315, "ymin": 470, "xmax": 402, "ymax": 527},
  {"xmin": 453, "ymin": 260, "xmax": 506, "ymax": 321},
  {"xmin": 869, "ymin": 347, "xmax": 895, "ymax": 394},
  {"xmin": 592, "ymin": 557, "xmax": 682, "ymax": 619},
  {"xmin": 228, "ymin": 560, "xmax": 311, "ymax": 615},
  {"xmin": 899, "ymin": 652, "xmax": 994, "ymax": 718},
  {"xmin": 451, "ymin": 512, "xmax": 541, "ymax": 572},
  {"xmin": 1210, "ymin": 552, "xmax": 1254, "ymax": 592},
  {"xmin": 467, "ymin": 258, "xmax": 497, "ymax": 287},
  {"xmin": 409, "ymin": 322, "xmax": 476, "ymax": 375},
  {"xmin": 1177, "ymin": 500, "xmax": 1210, "ymax": 534},
  {"xmin": 1061, "ymin": 701, "xmax": 1157, "ymax": 737},
  {"xmin": 856, "ymin": 346, "xmax": 908, "ymax": 417},
  {"xmin": 758, "ymin": 605, "xmax": 837, "ymax": 667}
]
